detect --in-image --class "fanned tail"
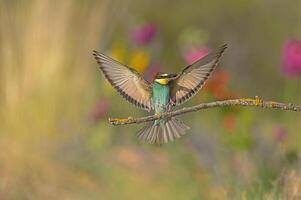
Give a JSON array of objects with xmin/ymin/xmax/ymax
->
[{"xmin": 137, "ymin": 117, "xmax": 190, "ymax": 144}]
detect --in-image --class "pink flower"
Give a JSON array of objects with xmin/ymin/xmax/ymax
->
[
  {"xmin": 273, "ymin": 126, "xmax": 288, "ymax": 143},
  {"xmin": 131, "ymin": 23, "xmax": 158, "ymax": 46},
  {"xmin": 89, "ymin": 98, "xmax": 110, "ymax": 123},
  {"xmin": 184, "ymin": 47, "xmax": 211, "ymax": 65},
  {"xmin": 143, "ymin": 64, "xmax": 162, "ymax": 82},
  {"xmin": 281, "ymin": 39, "xmax": 301, "ymax": 77}
]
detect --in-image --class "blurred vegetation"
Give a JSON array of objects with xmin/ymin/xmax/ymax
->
[{"xmin": 1, "ymin": 0, "xmax": 301, "ymax": 199}]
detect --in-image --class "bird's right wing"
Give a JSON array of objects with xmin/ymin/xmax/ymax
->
[{"xmin": 93, "ymin": 51, "xmax": 153, "ymax": 111}]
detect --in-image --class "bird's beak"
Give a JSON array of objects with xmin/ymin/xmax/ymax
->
[{"xmin": 169, "ymin": 75, "xmax": 179, "ymax": 80}]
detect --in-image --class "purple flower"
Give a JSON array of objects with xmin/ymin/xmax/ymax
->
[
  {"xmin": 281, "ymin": 39, "xmax": 301, "ymax": 77},
  {"xmin": 183, "ymin": 47, "xmax": 211, "ymax": 65},
  {"xmin": 131, "ymin": 23, "xmax": 158, "ymax": 46}
]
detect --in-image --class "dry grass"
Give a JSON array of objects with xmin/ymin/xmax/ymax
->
[
  {"xmin": 0, "ymin": 1, "xmax": 108, "ymax": 199},
  {"xmin": 0, "ymin": 0, "xmax": 107, "ymax": 137}
]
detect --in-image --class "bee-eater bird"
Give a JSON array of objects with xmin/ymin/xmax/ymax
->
[{"xmin": 93, "ymin": 44, "xmax": 227, "ymax": 144}]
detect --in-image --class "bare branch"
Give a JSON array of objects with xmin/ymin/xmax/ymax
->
[{"xmin": 109, "ymin": 96, "xmax": 301, "ymax": 125}]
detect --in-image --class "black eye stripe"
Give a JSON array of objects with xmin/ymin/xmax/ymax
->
[{"xmin": 157, "ymin": 74, "xmax": 177, "ymax": 78}]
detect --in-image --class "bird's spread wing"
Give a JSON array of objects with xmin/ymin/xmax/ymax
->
[
  {"xmin": 93, "ymin": 51, "xmax": 153, "ymax": 111},
  {"xmin": 170, "ymin": 44, "xmax": 227, "ymax": 106}
]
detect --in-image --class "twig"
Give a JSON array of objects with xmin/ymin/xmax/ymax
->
[{"xmin": 109, "ymin": 96, "xmax": 301, "ymax": 125}]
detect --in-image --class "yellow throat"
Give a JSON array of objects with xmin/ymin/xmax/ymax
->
[{"xmin": 155, "ymin": 78, "xmax": 170, "ymax": 85}]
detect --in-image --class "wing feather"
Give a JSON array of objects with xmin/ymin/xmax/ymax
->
[
  {"xmin": 93, "ymin": 51, "xmax": 153, "ymax": 111},
  {"xmin": 170, "ymin": 44, "xmax": 227, "ymax": 105}
]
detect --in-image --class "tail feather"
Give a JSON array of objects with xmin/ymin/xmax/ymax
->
[{"xmin": 137, "ymin": 117, "xmax": 190, "ymax": 144}]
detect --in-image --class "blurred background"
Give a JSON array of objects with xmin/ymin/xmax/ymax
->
[{"xmin": 1, "ymin": 0, "xmax": 301, "ymax": 199}]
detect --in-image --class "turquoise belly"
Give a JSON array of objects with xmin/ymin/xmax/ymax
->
[{"xmin": 152, "ymin": 82, "xmax": 170, "ymax": 125}]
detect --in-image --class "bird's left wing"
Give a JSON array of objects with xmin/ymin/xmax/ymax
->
[
  {"xmin": 93, "ymin": 51, "xmax": 153, "ymax": 111},
  {"xmin": 170, "ymin": 44, "xmax": 227, "ymax": 106}
]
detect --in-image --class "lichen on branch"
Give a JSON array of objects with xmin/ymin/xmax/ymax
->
[{"xmin": 109, "ymin": 96, "xmax": 301, "ymax": 125}]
